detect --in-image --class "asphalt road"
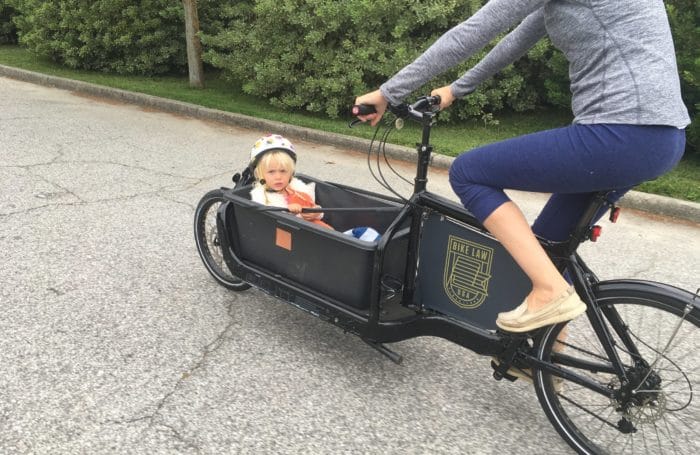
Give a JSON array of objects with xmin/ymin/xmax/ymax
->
[{"xmin": 1, "ymin": 76, "xmax": 698, "ymax": 454}]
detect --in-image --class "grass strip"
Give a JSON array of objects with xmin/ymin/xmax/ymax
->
[{"xmin": 1, "ymin": 45, "xmax": 697, "ymax": 202}]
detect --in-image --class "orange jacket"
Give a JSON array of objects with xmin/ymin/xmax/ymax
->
[{"xmin": 285, "ymin": 188, "xmax": 333, "ymax": 230}]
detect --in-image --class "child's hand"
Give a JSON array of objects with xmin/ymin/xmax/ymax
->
[
  {"xmin": 288, "ymin": 203, "xmax": 302, "ymax": 214},
  {"xmin": 300, "ymin": 205, "xmax": 322, "ymax": 221}
]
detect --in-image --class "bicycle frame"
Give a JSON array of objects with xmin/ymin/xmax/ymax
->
[
  {"xmin": 192, "ymin": 96, "xmax": 700, "ymax": 454},
  {"xmin": 217, "ymin": 97, "xmax": 698, "ymax": 403}
]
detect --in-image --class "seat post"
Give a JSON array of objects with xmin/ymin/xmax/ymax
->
[{"xmin": 564, "ymin": 191, "xmax": 614, "ymax": 254}]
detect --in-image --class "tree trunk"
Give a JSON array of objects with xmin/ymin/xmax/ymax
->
[{"xmin": 182, "ymin": 0, "xmax": 204, "ymax": 88}]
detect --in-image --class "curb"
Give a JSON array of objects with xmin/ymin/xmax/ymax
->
[{"xmin": 3, "ymin": 64, "xmax": 699, "ymax": 224}]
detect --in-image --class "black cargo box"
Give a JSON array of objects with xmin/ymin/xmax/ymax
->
[{"xmin": 223, "ymin": 175, "xmax": 409, "ymax": 309}]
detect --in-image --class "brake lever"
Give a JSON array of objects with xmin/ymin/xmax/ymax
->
[
  {"xmin": 348, "ymin": 118, "xmax": 362, "ymax": 128},
  {"xmin": 387, "ymin": 103, "xmax": 409, "ymax": 118}
]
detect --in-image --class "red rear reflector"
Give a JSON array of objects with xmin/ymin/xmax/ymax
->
[
  {"xmin": 590, "ymin": 225, "xmax": 602, "ymax": 242},
  {"xmin": 609, "ymin": 207, "xmax": 621, "ymax": 223}
]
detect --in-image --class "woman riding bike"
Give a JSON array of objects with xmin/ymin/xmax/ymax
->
[{"xmin": 355, "ymin": 0, "xmax": 690, "ymax": 334}]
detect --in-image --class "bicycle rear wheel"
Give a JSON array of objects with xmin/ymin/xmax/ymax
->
[
  {"xmin": 534, "ymin": 284, "xmax": 699, "ymax": 454},
  {"xmin": 194, "ymin": 189, "xmax": 251, "ymax": 291}
]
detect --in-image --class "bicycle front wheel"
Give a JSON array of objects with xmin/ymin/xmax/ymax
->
[
  {"xmin": 194, "ymin": 189, "xmax": 251, "ymax": 291},
  {"xmin": 534, "ymin": 284, "xmax": 699, "ymax": 454}
]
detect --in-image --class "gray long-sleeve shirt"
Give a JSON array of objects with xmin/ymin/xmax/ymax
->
[{"xmin": 380, "ymin": 0, "xmax": 690, "ymax": 128}]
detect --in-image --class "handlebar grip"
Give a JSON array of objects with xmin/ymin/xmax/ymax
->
[{"xmin": 352, "ymin": 104, "xmax": 377, "ymax": 116}]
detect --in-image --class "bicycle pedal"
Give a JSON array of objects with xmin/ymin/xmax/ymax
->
[{"xmin": 491, "ymin": 359, "xmax": 525, "ymax": 383}]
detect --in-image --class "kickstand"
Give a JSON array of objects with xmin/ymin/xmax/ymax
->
[{"xmin": 362, "ymin": 338, "xmax": 403, "ymax": 365}]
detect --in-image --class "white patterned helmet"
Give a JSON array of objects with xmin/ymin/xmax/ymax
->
[{"xmin": 249, "ymin": 134, "xmax": 297, "ymax": 171}]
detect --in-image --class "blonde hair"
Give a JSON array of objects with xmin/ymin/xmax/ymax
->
[{"xmin": 254, "ymin": 150, "xmax": 296, "ymax": 183}]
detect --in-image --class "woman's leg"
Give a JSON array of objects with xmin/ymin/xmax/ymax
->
[
  {"xmin": 449, "ymin": 124, "xmax": 685, "ymax": 331},
  {"xmin": 483, "ymin": 202, "xmax": 569, "ymax": 311},
  {"xmin": 532, "ymin": 190, "xmax": 629, "ymax": 242}
]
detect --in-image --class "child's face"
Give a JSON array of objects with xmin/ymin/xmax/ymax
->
[{"xmin": 263, "ymin": 158, "xmax": 292, "ymax": 191}]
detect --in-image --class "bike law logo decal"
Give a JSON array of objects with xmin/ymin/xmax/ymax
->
[{"xmin": 443, "ymin": 235, "xmax": 493, "ymax": 309}]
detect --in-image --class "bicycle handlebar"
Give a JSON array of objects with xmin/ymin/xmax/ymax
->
[
  {"xmin": 352, "ymin": 95, "xmax": 442, "ymax": 123},
  {"xmin": 351, "ymin": 104, "xmax": 377, "ymax": 116}
]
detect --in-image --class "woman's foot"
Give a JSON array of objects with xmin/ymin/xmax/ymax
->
[
  {"xmin": 496, "ymin": 299, "xmax": 528, "ymax": 320},
  {"xmin": 496, "ymin": 287, "xmax": 586, "ymax": 333}
]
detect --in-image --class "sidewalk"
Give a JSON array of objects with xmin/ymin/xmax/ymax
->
[{"xmin": 3, "ymin": 64, "xmax": 698, "ymax": 224}]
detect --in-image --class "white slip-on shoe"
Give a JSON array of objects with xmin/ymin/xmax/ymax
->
[
  {"xmin": 496, "ymin": 287, "xmax": 586, "ymax": 333},
  {"xmin": 495, "ymin": 299, "xmax": 528, "ymax": 323}
]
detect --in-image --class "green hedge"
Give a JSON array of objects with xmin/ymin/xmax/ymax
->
[
  {"xmin": 667, "ymin": 0, "xmax": 699, "ymax": 156},
  {"xmin": 0, "ymin": 1, "xmax": 18, "ymax": 44},
  {"xmin": 8, "ymin": 0, "xmax": 186, "ymax": 75},
  {"xmin": 4, "ymin": 0, "xmax": 697, "ymax": 155},
  {"xmin": 200, "ymin": 0, "xmax": 555, "ymax": 121}
]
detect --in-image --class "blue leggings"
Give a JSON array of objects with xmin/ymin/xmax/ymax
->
[{"xmin": 448, "ymin": 124, "xmax": 686, "ymax": 241}]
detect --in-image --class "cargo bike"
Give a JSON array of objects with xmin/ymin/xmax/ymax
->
[{"xmin": 195, "ymin": 96, "xmax": 699, "ymax": 454}]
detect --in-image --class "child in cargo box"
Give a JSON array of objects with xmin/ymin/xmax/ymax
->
[
  {"xmin": 249, "ymin": 134, "xmax": 333, "ymax": 229},
  {"xmin": 248, "ymin": 134, "xmax": 381, "ymax": 241}
]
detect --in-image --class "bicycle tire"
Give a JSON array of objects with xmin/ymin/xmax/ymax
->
[
  {"xmin": 533, "ymin": 284, "xmax": 699, "ymax": 454},
  {"xmin": 194, "ymin": 189, "xmax": 251, "ymax": 291}
]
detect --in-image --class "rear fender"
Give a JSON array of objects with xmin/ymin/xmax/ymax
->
[{"xmin": 593, "ymin": 279, "xmax": 699, "ymax": 319}]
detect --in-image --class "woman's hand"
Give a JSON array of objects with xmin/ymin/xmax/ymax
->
[
  {"xmin": 431, "ymin": 85, "xmax": 456, "ymax": 110},
  {"xmin": 354, "ymin": 89, "xmax": 388, "ymax": 127}
]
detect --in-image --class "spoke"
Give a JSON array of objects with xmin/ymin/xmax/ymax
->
[
  {"xmin": 651, "ymin": 420, "xmax": 672, "ymax": 455},
  {"xmin": 660, "ymin": 348, "xmax": 700, "ymax": 366},
  {"xmin": 663, "ymin": 321, "xmax": 694, "ymax": 357},
  {"xmin": 651, "ymin": 422, "xmax": 662, "ymax": 454},
  {"xmin": 655, "ymin": 363, "xmax": 700, "ymax": 376},
  {"xmin": 654, "ymin": 311, "xmax": 663, "ymax": 352},
  {"xmin": 558, "ymin": 340, "xmax": 611, "ymax": 364},
  {"xmin": 558, "ymin": 392, "xmax": 619, "ymax": 430},
  {"xmin": 562, "ymin": 402, "xmax": 612, "ymax": 409},
  {"xmin": 661, "ymin": 415, "xmax": 682, "ymax": 455},
  {"xmin": 660, "ymin": 409, "xmax": 696, "ymax": 432},
  {"xmin": 609, "ymin": 421, "xmax": 630, "ymax": 454},
  {"xmin": 636, "ymin": 386, "xmax": 688, "ymax": 395},
  {"xmin": 659, "ymin": 381, "xmax": 696, "ymax": 396},
  {"xmin": 598, "ymin": 405, "xmax": 618, "ymax": 435},
  {"xmin": 540, "ymin": 295, "xmax": 698, "ymax": 454},
  {"xmin": 635, "ymin": 305, "xmax": 693, "ymax": 391},
  {"xmin": 591, "ymin": 336, "xmax": 607, "ymax": 361}
]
